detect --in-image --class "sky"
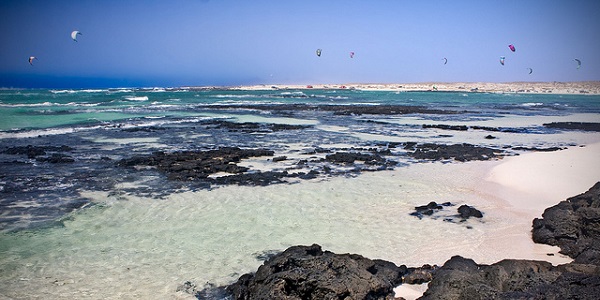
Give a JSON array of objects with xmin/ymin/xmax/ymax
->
[{"xmin": 1, "ymin": 0, "xmax": 599, "ymax": 88}]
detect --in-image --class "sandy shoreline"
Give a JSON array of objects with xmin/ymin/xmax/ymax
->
[
  {"xmin": 396, "ymin": 142, "xmax": 600, "ymax": 299},
  {"xmin": 209, "ymin": 81, "xmax": 600, "ymax": 95}
]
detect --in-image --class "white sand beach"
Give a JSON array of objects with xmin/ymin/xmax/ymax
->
[
  {"xmin": 396, "ymin": 141, "xmax": 600, "ymax": 299},
  {"xmin": 228, "ymin": 81, "xmax": 600, "ymax": 95}
]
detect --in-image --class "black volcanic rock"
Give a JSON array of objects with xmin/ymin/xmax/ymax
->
[
  {"xmin": 405, "ymin": 143, "xmax": 503, "ymax": 162},
  {"xmin": 2, "ymin": 145, "xmax": 73, "ymax": 159},
  {"xmin": 457, "ymin": 204, "xmax": 483, "ymax": 219},
  {"xmin": 532, "ymin": 182, "xmax": 600, "ymax": 265},
  {"xmin": 422, "ymin": 124, "xmax": 468, "ymax": 131},
  {"xmin": 420, "ymin": 256, "xmax": 600, "ymax": 300},
  {"xmin": 118, "ymin": 147, "xmax": 274, "ymax": 181},
  {"xmin": 543, "ymin": 122, "xmax": 600, "ymax": 132},
  {"xmin": 221, "ymin": 244, "xmax": 407, "ymax": 300},
  {"xmin": 410, "ymin": 201, "xmax": 453, "ymax": 219}
]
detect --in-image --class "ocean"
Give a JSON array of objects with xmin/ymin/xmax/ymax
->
[{"xmin": 1, "ymin": 87, "xmax": 600, "ymax": 299}]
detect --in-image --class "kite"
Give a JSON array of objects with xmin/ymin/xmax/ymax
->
[
  {"xmin": 574, "ymin": 58, "xmax": 581, "ymax": 69},
  {"xmin": 499, "ymin": 56, "xmax": 505, "ymax": 66},
  {"xmin": 316, "ymin": 49, "xmax": 322, "ymax": 57},
  {"xmin": 442, "ymin": 57, "xmax": 447, "ymax": 65},
  {"xmin": 28, "ymin": 56, "xmax": 37, "ymax": 65},
  {"xmin": 508, "ymin": 44, "xmax": 516, "ymax": 52},
  {"xmin": 527, "ymin": 68, "xmax": 533, "ymax": 74},
  {"xmin": 350, "ymin": 51, "xmax": 355, "ymax": 58},
  {"xmin": 71, "ymin": 30, "xmax": 82, "ymax": 42}
]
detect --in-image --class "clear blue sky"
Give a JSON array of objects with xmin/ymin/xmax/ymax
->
[{"xmin": 1, "ymin": 0, "xmax": 599, "ymax": 88}]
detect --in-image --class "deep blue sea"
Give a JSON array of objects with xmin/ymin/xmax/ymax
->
[{"xmin": 1, "ymin": 87, "xmax": 599, "ymax": 299}]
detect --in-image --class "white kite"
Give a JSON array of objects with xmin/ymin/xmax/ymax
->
[
  {"xmin": 71, "ymin": 30, "xmax": 82, "ymax": 42},
  {"xmin": 28, "ymin": 56, "xmax": 37, "ymax": 65}
]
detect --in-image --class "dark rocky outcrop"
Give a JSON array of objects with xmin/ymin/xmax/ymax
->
[
  {"xmin": 404, "ymin": 143, "xmax": 504, "ymax": 162},
  {"xmin": 457, "ymin": 204, "xmax": 483, "ymax": 219},
  {"xmin": 422, "ymin": 124, "xmax": 468, "ymax": 131},
  {"xmin": 532, "ymin": 182, "xmax": 600, "ymax": 265},
  {"xmin": 422, "ymin": 183, "xmax": 600, "ymax": 299},
  {"xmin": 410, "ymin": 201, "xmax": 453, "ymax": 219},
  {"xmin": 325, "ymin": 151, "xmax": 387, "ymax": 165},
  {"xmin": 215, "ymin": 244, "xmax": 407, "ymax": 300},
  {"xmin": 2, "ymin": 145, "xmax": 73, "ymax": 159},
  {"xmin": 118, "ymin": 147, "xmax": 274, "ymax": 181},
  {"xmin": 543, "ymin": 122, "xmax": 600, "ymax": 132},
  {"xmin": 512, "ymin": 146, "xmax": 564, "ymax": 152},
  {"xmin": 420, "ymin": 256, "xmax": 600, "ymax": 300}
]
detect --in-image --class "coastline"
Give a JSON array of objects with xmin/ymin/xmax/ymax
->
[
  {"xmin": 395, "ymin": 142, "xmax": 600, "ymax": 299},
  {"xmin": 216, "ymin": 81, "xmax": 600, "ymax": 95}
]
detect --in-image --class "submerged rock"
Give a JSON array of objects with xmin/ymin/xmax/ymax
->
[
  {"xmin": 405, "ymin": 143, "xmax": 504, "ymax": 162},
  {"xmin": 543, "ymin": 122, "xmax": 600, "ymax": 132},
  {"xmin": 118, "ymin": 147, "xmax": 274, "ymax": 181}
]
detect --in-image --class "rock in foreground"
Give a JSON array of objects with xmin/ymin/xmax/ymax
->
[
  {"xmin": 219, "ymin": 244, "xmax": 407, "ymax": 300},
  {"xmin": 420, "ymin": 256, "xmax": 600, "ymax": 300},
  {"xmin": 532, "ymin": 182, "xmax": 600, "ymax": 265}
]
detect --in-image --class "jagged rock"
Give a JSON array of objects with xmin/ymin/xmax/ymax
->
[
  {"xmin": 532, "ymin": 182, "xmax": 600, "ymax": 265},
  {"xmin": 403, "ymin": 264, "xmax": 439, "ymax": 284},
  {"xmin": 420, "ymin": 256, "xmax": 600, "ymax": 300},
  {"xmin": 118, "ymin": 147, "xmax": 274, "ymax": 181},
  {"xmin": 325, "ymin": 152, "xmax": 385, "ymax": 164},
  {"xmin": 405, "ymin": 143, "xmax": 503, "ymax": 162},
  {"xmin": 457, "ymin": 204, "xmax": 483, "ymax": 219},
  {"xmin": 410, "ymin": 201, "xmax": 453, "ymax": 219},
  {"xmin": 221, "ymin": 244, "xmax": 407, "ymax": 300}
]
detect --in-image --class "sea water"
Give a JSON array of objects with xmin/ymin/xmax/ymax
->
[{"xmin": 1, "ymin": 88, "xmax": 599, "ymax": 299}]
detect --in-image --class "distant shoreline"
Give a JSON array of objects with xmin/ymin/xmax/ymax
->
[
  {"xmin": 213, "ymin": 81, "xmax": 600, "ymax": 95},
  {"xmin": 3, "ymin": 81, "xmax": 600, "ymax": 95}
]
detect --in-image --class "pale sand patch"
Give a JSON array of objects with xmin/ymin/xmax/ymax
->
[
  {"xmin": 395, "ymin": 143, "xmax": 600, "ymax": 300},
  {"xmin": 486, "ymin": 142, "xmax": 600, "ymax": 216}
]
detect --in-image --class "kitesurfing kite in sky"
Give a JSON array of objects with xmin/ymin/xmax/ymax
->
[
  {"xmin": 499, "ymin": 56, "xmax": 505, "ymax": 66},
  {"xmin": 316, "ymin": 49, "xmax": 322, "ymax": 57},
  {"xmin": 442, "ymin": 58, "xmax": 447, "ymax": 65},
  {"xmin": 508, "ymin": 44, "xmax": 516, "ymax": 52},
  {"xmin": 71, "ymin": 30, "xmax": 82, "ymax": 42},
  {"xmin": 527, "ymin": 68, "xmax": 533, "ymax": 75},
  {"xmin": 574, "ymin": 58, "xmax": 581, "ymax": 69},
  {"xmin": 28, "ymin": 56, "xmax": 37, "ymax": 65},
  {"xmin": 350, "ymin": 52, "xmax": 355, "ymax": 58}
]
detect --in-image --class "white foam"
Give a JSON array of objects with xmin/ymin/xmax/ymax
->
[{"xmin": 124, "ymin": 96, "xmax": 149, "ymax": 101}]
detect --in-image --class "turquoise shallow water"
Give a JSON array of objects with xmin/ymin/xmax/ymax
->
[
  {"xmin": 2, "ymin": 88, "xmax": 599, "ymax": 132},
  {"xmin": 1, "ymin": 88, "xmax": 599, "ymax": 299}
]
